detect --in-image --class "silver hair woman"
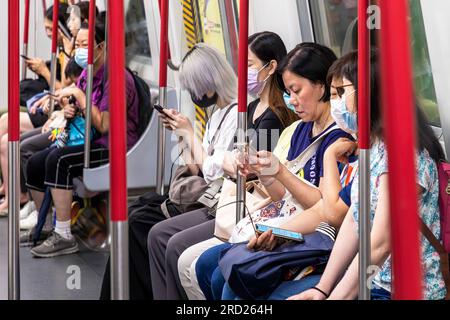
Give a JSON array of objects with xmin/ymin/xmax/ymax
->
[{"xmin": 159, "ymin": 43, "xmax": 238, "ymax": 182}]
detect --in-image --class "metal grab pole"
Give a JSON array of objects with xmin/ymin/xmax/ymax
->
[
  {"xmin": 83, "ymin": 0, "xmax": 96, "ymax": 169},
  {"xmin": 358, "ymin": 0, "xmax": 371, "ymax": 301},
  {"xmin": 379, "ymin": 0, "xmax": 422, "ymax": 299},
  {"xmin": 8, "ymin": 0, "xmax": 21, "ymax": 301},
  {"xmin": 236, "ymin": 0, "xmax": 249, "ymax": 223},
  {"xmin": 108, "ymin": 0, "xmax": 129, "ymax": 300},
  {"xmin": 156, "ymin": 0, "xmax": 169, "ymax": 195},
  {"xmin": 48, "ymin": 1, "xmax": 59, "ymax": 114},
  {"xmin": 21, "ymin": 0, "xmax": 30, "ymax": 80}
]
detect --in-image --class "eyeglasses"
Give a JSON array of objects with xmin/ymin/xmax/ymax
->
[{"xmin": 332, "ymin": 84, "xmax": 354, "ymax": 98}]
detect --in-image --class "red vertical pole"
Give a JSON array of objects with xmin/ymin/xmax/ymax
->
[
  {"xmin": 8, "ymin": 0, "xmax": 21, "ymax": 300},
  {"xmin": 156, "ymin": 0, "xmax": 169, "ymax": 195},
  {"xmin": 42, "ymin": 0, "xmax": 47, "ymax": 14},
  {"xmin": 87, "ymin": 0, "xmax": 96, "ymax": 65},
  {"xmin": 48, "ymin": 0, "xmax": 59, "ymax": 113},
  {"xmin": 9, "ymin": 0, "xmax": 20, "ymax": 141},
  {"xmin": 108, "ymin": 0, "xmax": 129, "ymax": 300},
  {"xmin": 357, "ymin": 0, "xmax": 371, "ymax": 300},
  {"xmin": 379, "ymin": 0, "xmax": 423, "ymax": 299},
  {"xmin": 21, "ymin": 0, "xmax": 30, "ymax": 80},
  {"xmin": 51, "ymin": 1, "xmax": 59, "ymax": 54},
  {"xmin": 236, "ymin": 0, "xmax": 249, "ymax": 222}
]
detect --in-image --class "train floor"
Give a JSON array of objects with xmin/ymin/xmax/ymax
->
[{"xmin": 0, "ymin": 218, "xmax": 108, "ymax": 300}]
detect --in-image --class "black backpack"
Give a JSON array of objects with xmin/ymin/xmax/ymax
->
[{"xmin": 126, "ymin": 68, "xmax": 153, "ymax": 137}]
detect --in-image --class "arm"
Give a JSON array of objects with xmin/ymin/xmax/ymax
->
[
  {"xmin": 328, "ymin": 174, "xmax": 391, "ymax": 300},
  {"xmin": 288, "ymin": 207, "xmax": 360, "ymax": 300},
  {"xmin": 322, "ymin": 138, "xmax": 358, "ymax": 227}
]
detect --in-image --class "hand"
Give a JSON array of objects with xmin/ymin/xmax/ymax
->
[
  {"xmin": 324, "ymin": 138, "xmax": 358, "ymax": 164},
  {"xmin": 239, "ymin": 150, "xmax": 280, "ymax": 179},
  {"xmin": 60, "ymin": 30, "xmax": 74, "ymax": 55},
  {"xmin": 63, "ymin": 104, "xmax": 77, "ymax": 119},
  {"xmin": 56, "ymin": 87, "xmax": 85, "ymax": 110},
  {"xmin": 287, "ymin": 287, "xmax": 328, "ymax": 300},
  {"xmin": 247, "ymin": 229, "xmax": 278, "ymax": 251},
  {"xmin": 222, "ymin": 150, "xmax": 238, "ymax": 178},
  {"xmin": 26, "ymin": 57, "xmax": 48, "ymax": 76},
  {"xmin": 159, "ymin": 109, "xmax": 193, "ymax": 134}
]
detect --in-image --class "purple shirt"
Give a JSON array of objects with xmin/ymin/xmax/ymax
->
[{"xmin": 77, "ymin": 64, "xmax": 140, "ymax": 150}]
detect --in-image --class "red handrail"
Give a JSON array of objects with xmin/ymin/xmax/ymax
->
[
  {"xmin": 108, "ymin": 0, "xmax": 127, "ymax": 222},
  {"xmin": 42, "ymin": 0, "xmax": 47, "ymax": 15},
  {"xmin": 87, "ymin": 0, "xmax": 96, "ymax": 64},
  {"xmin": 159, "ymin": 0, "xmax": 169, "ymax": 88},
  {"xmin": 358, "ymin": 0, "xmax": 370, "ymax": 149},
  {"xmin": 379, "ymin": 0, "xmax": 423, "ymax": 299},
  {"xmin": 23, "ymin": 0, "xmax": 30, "ymax": 46},
  {"xmin": 8, "ymin": 1, "xmax": 20, "ymax": 141},
  {"xmin": 237, "ymin": 0, "xmax": 249, "ymax": 113},
  {"xmin": 51, "ymin": 1, "xmax": 59, "ymax": 54}
]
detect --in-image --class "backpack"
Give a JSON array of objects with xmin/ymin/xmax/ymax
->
[
  {"xmin": 438, "ymin": 161, "xmax": 450, "ymax": 252},
  {"xmin": 126, "ymin": 68, "xmax": 153, "ymax": 137},
  {"xmin": 420, "ymin": 160, "xmax": 450, "ymax": 299}
]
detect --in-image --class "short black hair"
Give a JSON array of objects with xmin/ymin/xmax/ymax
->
[
  {"xmin": 80, "ymin": 20, "xmax": 106, "ymax": 45},
  {"xmin": 64, "ymin": 57, "xmax": 83, "ymax": 80},
  {"xmin": 278, "ymin": 43, "xmax": 337, "ymax": 102},
  {"xmin": 45, "ymin": 3, "xmax": 70, "ymax": 29}
]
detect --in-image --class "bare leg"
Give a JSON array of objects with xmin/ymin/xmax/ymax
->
[
  {"xmin": 50, "ymin": 188, "xmax": 73, "ymax": 223},
  {"xmin": 29, "ymin": 190, "xmax": 45, "ymax": 211}
]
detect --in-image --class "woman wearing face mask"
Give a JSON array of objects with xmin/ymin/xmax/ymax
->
[
  {"xmin": 24, "ymin": 20, "xmax": 140, "ymax": 258},
  {"xmin": 276, "ymin": 50, "xmax": 447, "ymax": 301},
  {"xmin": 100, "ymin": 43, "xmax": 238, "ymax": 300},
  {"xmin": 144, "ymin": 32, "xmax": 299, "ymax": 301}
]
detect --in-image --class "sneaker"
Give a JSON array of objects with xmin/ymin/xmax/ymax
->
[
  {"xmin": 20, "ymin": 210, "xmax": 38, "ymax": 230},
  {"xmin": 30, "ymin": 231, "xmax": 79, "ymax": 258},
  {"xmin": 20, "ymin": 201, "xmax": 36, "ymax": 220},
  {"xmin": 20, "ymin": 227, "xmax": 53, "ymax": 247}
]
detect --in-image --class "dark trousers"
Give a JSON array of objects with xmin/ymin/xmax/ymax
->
[
  {"xmin": 148, "ymin": 208, "xmax": 214, "ymax": 300},
  {"xmin": 26, "ymin": 144, "xmax": 109, "ymax": 191},
  {"xmin": 99, "ymin": 192, "xmax": 180, "ymax": 300},
  {"xmin": 20, "ymin": 128, "xmax": 52, "ymax": 193}
]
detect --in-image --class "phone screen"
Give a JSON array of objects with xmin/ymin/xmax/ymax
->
[
  {"xmin": 255, "ymin": 224, "xmax": 304, "ymax": 242},
  {"xmin": 154, "ymin": 105, "xmax": 175, "ymax": 120},
  {"xmin": 20, "ymin": 54, "xmax": 30, "ymax": 60}
]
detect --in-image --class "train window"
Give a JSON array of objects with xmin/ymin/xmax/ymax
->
[
  {"xmin": 125, "ymin": 0, "xmax": 151, "ymax": 63},
  {"xmin": 409, "ymin": 0, "xmax": 440, "ymax": 127},
  {"xmin": 308, "ymin": 0, "xmax": 358, "ymax": 57}
]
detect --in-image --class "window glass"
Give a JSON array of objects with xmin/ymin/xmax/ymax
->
[
  {"xmin": 308, "ymin": 0, "xmax": 441, "ymax": 127},
  {"xmin": 409, "ymin": 0, "xmax": 440, "ymax": 127},
  {"xmin": 125, "ymin": 0, "xmax": 151, "ymax": 64}
]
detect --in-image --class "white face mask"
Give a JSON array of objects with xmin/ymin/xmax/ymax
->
[{"xmin": 330, "ymin": 90, "xmax": 357, "ymax": 134}]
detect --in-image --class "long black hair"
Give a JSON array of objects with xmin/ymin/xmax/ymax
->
[
  {"xmin": 248, "ymin": 32, "xmax": 297, "ymax": 128},
  {"xmin": 279, "ymin": 42, "xmax": 338, "ymax": 103},
  {"xmin": 327, "ymin": 49, "xmax": 445, "ymax": 163}
]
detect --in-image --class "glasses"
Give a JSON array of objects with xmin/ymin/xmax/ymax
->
[{"xmin": 332, "ymin": 84, "xmax": 354, "ymax": 98}]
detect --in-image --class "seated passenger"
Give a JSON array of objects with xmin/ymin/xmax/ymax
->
[
  {"xmin": 181, "ymin": 44, "xmax": 358, "ymax": 300},
  {"xmin": 147, "ymin": 32, "xmax": 299, "ymax": 300},
  {"xmin": 0, "ymin": 3, "xmax": 72, "ymax": 204},
  {"xmin": 274, "ymin": 50, "xmax": 447, "ymax": 301},
  {"xmin": 25, "ymin": 20, "xmax": 139, "ymax": 258},
  {"xmin": 18, "ymin": 57, "xmax": 84, "ymax": 232},
  {"xmin": 100, "ymin": 43, "xmax": 239, "ymax": 300}
]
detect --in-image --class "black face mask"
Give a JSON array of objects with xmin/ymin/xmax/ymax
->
[{"xmin": 191, "ymin": 92, "xmax": 218, "ymax": 109}]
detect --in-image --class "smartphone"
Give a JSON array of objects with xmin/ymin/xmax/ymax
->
[
  {"xmin": 20, "ymin": 54, "xmax": 31, "ymax": 60},
  {"xmin": 154, "ymin": 104, "xmax": 175, "ymax": 120},
  {"xmin": 255, "ymin": 224, "xmax": 304, "ymax": 243}
]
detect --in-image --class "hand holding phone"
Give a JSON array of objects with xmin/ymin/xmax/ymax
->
[
  {"xmin": 255, "ymin": 224, "xmax": 304, "ymax": 243},
  {"xmin": 154, "ymin": 104, "xmax": 176, "ymax": 121},
  {"xmin": 20, "ymin": 54, "xmax": 31, "ymax": 60}
]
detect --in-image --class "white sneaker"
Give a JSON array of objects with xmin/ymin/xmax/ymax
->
[
  {"xmin": 20, "ymin": 210, "xmax": 38, "ymax": 230},
  {"xmin": 20, "ymin": 201, "xmax": 36, "ymax": 220}
]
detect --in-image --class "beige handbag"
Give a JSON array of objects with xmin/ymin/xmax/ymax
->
[{"xmin": 214, "ymin": 179, "xmax": 272, "ymax": 242}]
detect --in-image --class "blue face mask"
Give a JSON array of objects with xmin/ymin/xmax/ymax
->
[
  {"xmin": 74, "ymin": 48, "xmax": 88, "ymax": 69},
  {"xmin": 330, "ymin": 91, "xmax": 357, "ymax": 134},
  {"xmin": 283, "ymin": 92, "xmax": 296, "ymax": 113}
]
